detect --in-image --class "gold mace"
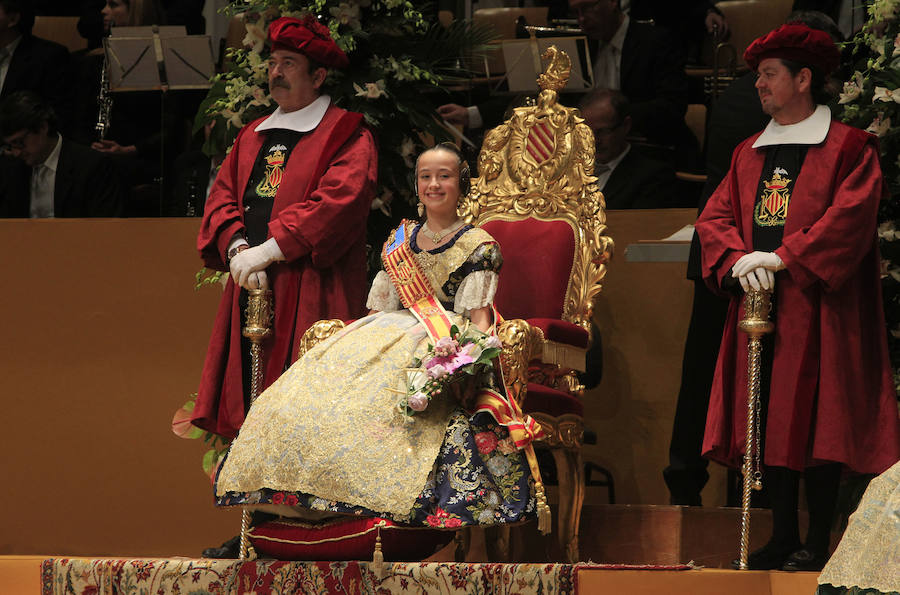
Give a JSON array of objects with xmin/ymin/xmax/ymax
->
[
  {"xmin": 736, "ymin": 288, "xmax": 774, "ymax": 570},
  {"xmin": 238, "ymin": 288, "xmax": 273, "ymax": 561}
]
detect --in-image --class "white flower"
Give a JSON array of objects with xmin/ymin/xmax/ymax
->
[
  {"xmin": 248, "ymin": 86, "xmax": 271, "ymax": 107},
  {"xmin": 329, "ymin": 2, "xmax": 361, "ymax": 29},
  {"xmin": 400, "ymin": 136, "xmax": 416, "ymax": 168},
  {"xmin": 879, "ymin": 220, "xmax": 899, "ymax": 240},
  {"xmin": 407, "ymin": 368, "xmax": 428, "ymax": 391},
  {"xmin": 221, "ymin": 108, "xmax": 244, "ymax": 129},
  {"xmin": 463, "ymin": 341, "xmax": 483, "ymax": 361},
  {"xmin": 484, "ymin": 335, "xmax": 502, "ymax": 349},
  {"xmin": 243, "ymin": 16, "xmax": 267, "ymax": 53},
  {"xmin": 866, "ymin": 113, "xmax": 891, "ymax": 136},
  {"xmin": 353, "ymin": 80, "xmax": 387, "ymax": 99},
  {"xmin": 247, "ymin": 50, "xmax": 268, "ymax": 80},
  {"xmin": 371, "ymin": 188, "xmax": 392, "ymax": 216},
  {"xmin": 871, "ymin": 0, "xmax": 900, "ymax": 21},
  {"xmin": 874, "ymin": 86, "xmax": 900, "ymax": 103},
  {"xmin": 839, "ymin": 73, "xmax": 863, "ymax": 104}
]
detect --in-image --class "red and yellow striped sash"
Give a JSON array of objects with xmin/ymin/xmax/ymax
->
[{"xmin": 382, "ymin": 222, "xmax": 454, "ymax": 342}]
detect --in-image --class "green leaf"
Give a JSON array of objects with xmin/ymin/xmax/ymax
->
[
  {"xmin": 478, "ymin": 347, "xmax": 501, "ymax": 362},
  {"xmin": 202, "ymin": 448, "xmax": 217, "ymax": 475}
]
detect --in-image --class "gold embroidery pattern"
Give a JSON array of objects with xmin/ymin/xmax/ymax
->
[
  {"xmin": 255, "ymin": 147, "xmax": 286, "ymax": 198},
  {"xmin": 817, "ymin": 463, "xmax": 900, "ymax": 593},
  {"xmin": 217, "ymin": 228, "xmax": 502, "ymax": 518},
  {"xmin": 754, "ymin": 167, "xmax": 791, "ymax": 227},
  {"xmin": 216, "ymin": 311, "xmax": 459, "ymax": 517},
  {"xmin": 409, "ymin": 222, "xmax": 497, "ymax": 305}
]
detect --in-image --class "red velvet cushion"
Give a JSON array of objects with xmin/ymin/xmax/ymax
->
[
  {"xmin": 249, "ymin": 517, "xmax": 453, "ymax": 561},
  {"xmin": 523, "ymin": 382, "xmax": 584, "ymax": 417},
  {"xmin": 526, "ymin": 318, "xmax": 589, "ymax": 348},
  {"xmin": 482, "ymin": 219, "xmax": 574, "ymax": 321}
]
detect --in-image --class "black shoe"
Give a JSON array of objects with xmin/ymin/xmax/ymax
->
[
  {"xmin": 201, "ymin": 535, "xmax": 241, "ymax": 559},
  {"xmin": 731, "ymin": 541, "xmax": 801, "ymax": 570},
  {"xmin": 781, "ymin": 548, "xmax": 828, "ymax": 572}
]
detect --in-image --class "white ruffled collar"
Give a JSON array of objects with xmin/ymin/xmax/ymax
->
[
  {"xmin": 752, "ymin": 104, "xmax": 831, "ymax": 148},
  {"xmin": 255, "ymin": 95, "xmax": 331, "ymax": 133}
]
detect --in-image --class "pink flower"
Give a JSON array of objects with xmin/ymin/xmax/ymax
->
[
  {"xmin": 408, "ymin": 393, "xmax": 429, "ymax": 411},
  {"xmin": 427, "ymin": 363, "xmax": 450, "ymax": 379},
  {"xmin": 424, "ymin": 355, "xmax": 447, "ymax": 369},
  {"xmin": 475, "ymin": 431, "xmax": 499, "ymax": 454},
  {"xmin": 446, "ymin": 352, "xmax": 474, "ymax": 374},
  {"xmin": 433, "ymin": 337, "xmax": 460, "ymax": 357},
  {"xmin": 484, "ymin": 335, "xmax": 502, "ymax": 349}
]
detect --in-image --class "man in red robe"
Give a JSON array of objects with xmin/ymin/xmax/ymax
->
[
  {"xmin": 192, "ymin": 16, "xmax": 377, "ymax": 440},
  {"xmin": 696, "ymin": 23, "xmax": 900, "ymax": 571}
]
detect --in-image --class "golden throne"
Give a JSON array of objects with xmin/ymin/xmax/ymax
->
[{"xmin": 457, "ymin": 46, "xmax": 614, "ymax": 563}]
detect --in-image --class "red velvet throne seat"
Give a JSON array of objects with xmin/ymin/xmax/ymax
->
[{"xmin": 457, "ymin": 46, "xmax": 614, "ymax": 563}]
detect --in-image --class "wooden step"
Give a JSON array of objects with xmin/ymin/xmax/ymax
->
[{"xmin": 509, "ymin": 503, "xmax": 814, "ymax": 568}]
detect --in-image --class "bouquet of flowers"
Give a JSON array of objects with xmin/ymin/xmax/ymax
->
[{"xmin": 400, "ymin": 325, "xmax": 502, "ymax": 416}]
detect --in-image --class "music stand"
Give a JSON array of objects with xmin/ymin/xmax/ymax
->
[
  {"xmin": 495, "ymin": 37, "xmax": 593, "ymax": 94},
  {"xmin": 105, "ymin": 26, "xmax": 214, "ymax": 213}
]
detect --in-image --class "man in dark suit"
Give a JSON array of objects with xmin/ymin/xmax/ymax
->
[
  {"xmin": 571, "ymin": 0, "xmax": 694, "ymax": 160},
  {"xmin": 0, "ymin": 91, "xmax": 124, "ymax": 217},
  {"xmin": 580, "ymin": 88, "xmax": 676, "ymax": 209},
  {"xmin": 0, "ymin": 0, "xmax": 71, "ymax": 128},
  {"xmin": 438, "ymin": 0, "xmax": 693, "ymax": 163}
]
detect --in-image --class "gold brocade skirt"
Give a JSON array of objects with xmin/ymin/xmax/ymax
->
[
  {"xmin": 215, "ymin": 310, "xmax": 462, "ymax": 518},
  {"xmin": 817, "ymin": 461, "xmax": 900, "ymax": 594}
]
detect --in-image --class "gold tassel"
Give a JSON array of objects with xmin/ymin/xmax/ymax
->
[
  {"xmin": 372, "ymin": 521, "xmax": 385, "ymax": 576},
  {"xmin": 535, "ymin": 481, "xmax": 552, "ymax": 535}
]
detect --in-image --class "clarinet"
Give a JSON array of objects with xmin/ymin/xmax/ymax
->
[{"xmin": 96, "ymin": 41, "xmax": 113, "ymax": 141}]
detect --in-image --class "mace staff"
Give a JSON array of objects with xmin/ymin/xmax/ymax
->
[
  {"xmin": 238, "ymin": 288, "xmax": 273, "ymax": 561},
  {"xmin": 736, "ymin": 287, "xmax": 774, "ymax": 570}
]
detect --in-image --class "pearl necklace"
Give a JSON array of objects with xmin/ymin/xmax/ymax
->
[{"xmin": 420, "ymin": 219, "xmax": 465, "ymax": 243}]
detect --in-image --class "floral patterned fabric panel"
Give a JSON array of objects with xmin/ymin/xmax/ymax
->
[{"xmin": 41, "ymin": 558, "xmax": 577, "ymax": 595}]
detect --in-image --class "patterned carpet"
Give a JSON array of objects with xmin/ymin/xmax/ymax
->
[{"xmin": 41, "ymin": 558, "xmax": 582, "ymax": 594}]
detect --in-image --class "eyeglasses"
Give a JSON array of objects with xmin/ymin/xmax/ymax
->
[
  {"xmin": 0, "ymin": 130, "xmax": 31, "ymax": 154},
  {"xmin": 591, "ymin": 119, "xmax": 625, "ymax": 136}
]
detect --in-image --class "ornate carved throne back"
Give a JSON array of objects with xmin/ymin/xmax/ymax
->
[{"xmin": 458, "ymin": 46, "xmax": 614, "ymax": 368}]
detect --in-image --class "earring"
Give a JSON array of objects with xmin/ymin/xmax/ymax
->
[{"xmin": 417, "ymin": 201, "xmax": 424, "ymax": 217}]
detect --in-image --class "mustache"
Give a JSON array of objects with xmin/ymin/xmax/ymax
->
[{"xmin": 270, "ymin": 77, "xmax": 291, "ymax": 90}]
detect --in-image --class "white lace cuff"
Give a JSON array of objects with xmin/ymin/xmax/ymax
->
[
  {"xmin": 366, "ymin": 270, "xmax": 401, "ymax": 312},
  {"xmin": 453, "ymin": 270, "xmax": 499, "ymax": 314}
]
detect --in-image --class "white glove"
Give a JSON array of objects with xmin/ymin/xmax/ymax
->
[
  {"xmin": 247, "ymin": 270, "xmax": 269, "ymax": 290},
  {"xmin": 229, "ymin": 238, "xmax": 284, "ymax": 289},
  {"xmin": 732, "ymin": 251, "xmax": 784, "ymax": 278},
  {"xmin": 738, "ymin": 267, "xmax": 775, "ymax": 292}
]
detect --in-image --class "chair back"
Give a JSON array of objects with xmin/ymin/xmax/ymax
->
[
  {"xmin": 33, "ymin": 16, "xmax": 86, "ymax": 53},
  {"xmin": 459, "ymin": 46, "xmax": 614, "ymax": 332},
  {"xmin": 715, "ymin": 0, "xmax": 793, "ymax": 68}
]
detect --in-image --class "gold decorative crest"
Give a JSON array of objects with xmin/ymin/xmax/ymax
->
[
  {"xmin": 754, "ymin": 167, "xmax": 791, "ymax": 227},
  {"xmin": 459, "ymin": 46, "xmax": 614, "ymax": 332},
  {"xmin": 255, "ymin": 148, "xmax": 286, "ymax": 198}
]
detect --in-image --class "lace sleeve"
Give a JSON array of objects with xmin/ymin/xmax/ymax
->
[
  {"xmin": 453, "ymin": 270, "xmax": 500, "ymax": 314},
  {"xmin": 366, "ymin": 270, "xmax": 401, "ymax": 312}
]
